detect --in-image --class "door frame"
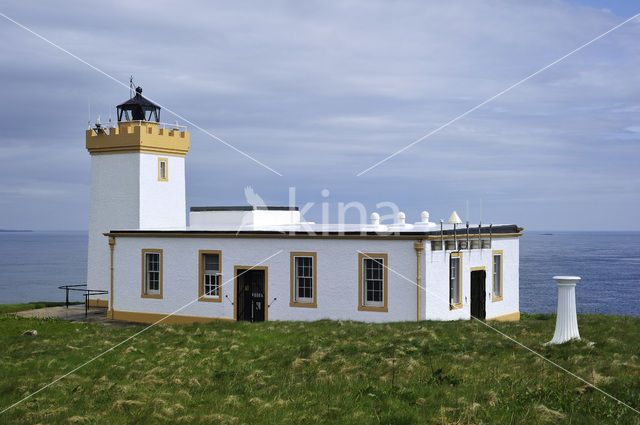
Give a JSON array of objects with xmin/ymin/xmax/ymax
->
[
  {"xmin": 470, "ymin": 266, "xmax": 486, "ymax": 320},
  {"xmin": 233, "ymin": 265, "xmax": 269, "ymax": 321}
]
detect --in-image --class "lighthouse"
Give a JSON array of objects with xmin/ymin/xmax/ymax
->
[{"xmin": 85, "ymin": 87, "xmax": 190, "ymax": 307}]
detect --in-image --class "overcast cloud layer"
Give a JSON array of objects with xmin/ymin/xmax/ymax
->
[{"xmin": 0, "ymin": 0, "xmax": 639, "ymax": 230}]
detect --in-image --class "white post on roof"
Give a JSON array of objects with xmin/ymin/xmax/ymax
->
[
  {"xmin": 545, "ymin": 276, "xmax": 581, "ymax": 345},
  {"xmin": 370, "ymin": 212, "xmax": 380, "ymax": 226}
]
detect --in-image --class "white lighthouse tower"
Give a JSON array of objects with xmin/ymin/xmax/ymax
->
[{"xmin": 85, "ymin": 86, "xmax": 190, "ymax": 308}]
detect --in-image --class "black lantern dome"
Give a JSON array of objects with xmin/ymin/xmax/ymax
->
[{"xmin": 116, "ymin": 86, "xmax": 161, "ymax": 122}]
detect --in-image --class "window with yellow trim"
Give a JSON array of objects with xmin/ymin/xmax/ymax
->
[
  {"xmin": 141, "ymin": 249, "xmax": 162, "ymax": 298},
  {"xmin": 158, "ymin": 157, "xmax": 168, "ymax": 181},
  {"xmin": 492, "ymin": 250, "xmax": 503, "ymax": 301},
  {"xmin": 358, "ymin": 253, "xmax": 388, "ymax": 312},
  {"xmin": 290, "ymin": 252, "xmax": 317, "ymax": 307},
  {"xmin": 449, "ymin": 253, "xmax": 462, "ymax": 309},
  {"xmin": 199, "ymin": 250, "xmax": 222, "ymax": 302}
]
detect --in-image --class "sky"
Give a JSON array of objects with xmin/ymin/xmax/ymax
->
[{"xmin": 0, "ymin": 0, "xmax": 638, "ymax": 231}]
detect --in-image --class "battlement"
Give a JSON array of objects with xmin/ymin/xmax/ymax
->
[{"xmin": 86, "ymin": 121, "xmax": 190, "ymax": 156}]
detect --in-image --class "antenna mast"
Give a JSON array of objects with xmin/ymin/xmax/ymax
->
[{"xmin": 466, "ymin": 200, "xmax": 469, "ymax": 223}]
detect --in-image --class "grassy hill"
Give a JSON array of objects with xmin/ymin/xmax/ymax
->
[
  {"xmin": 0, "ymin": 302, "xmax": 80, "ymax": 315},
  {"xmin": 0, "ymin": 313, "xmax": 638, "ymax": 424}
]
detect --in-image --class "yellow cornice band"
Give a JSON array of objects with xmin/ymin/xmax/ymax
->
[
  {"xmin": 86, "ymin": 122, "xmax": 190, "ymax": 157},
  {"xmin": 104, "ymin": 232, "xmax": 522, "ymax": 240}
]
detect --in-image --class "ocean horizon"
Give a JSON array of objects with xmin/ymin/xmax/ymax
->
[{"xmin": 0, "ymin": 230, "xmax": 638, "ymax": 316}]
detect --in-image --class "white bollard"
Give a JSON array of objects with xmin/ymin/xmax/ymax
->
[{"xmin": 545, "ymin": 276, "xmax": 581, "ymax": 345}]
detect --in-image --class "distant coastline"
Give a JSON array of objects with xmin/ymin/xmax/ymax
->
[{"xmin": 0, "ymin": 229, "xmax": 32, "ymax": 233}]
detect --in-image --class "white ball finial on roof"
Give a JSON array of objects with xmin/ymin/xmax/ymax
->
[
  {"xmin": 370, "ymin": 212, "xmax": 380, "ymax": 225},
  {"xmin": 413, "ymin": 210, "xmax": 435, "ymax": 227},
  {"xmin": 448, "ymin": 210, "xmax": 462, "ymax": 224},
  {"xmin": 397, "ymin": 211, "xmax": 406, "ymax": 225}
]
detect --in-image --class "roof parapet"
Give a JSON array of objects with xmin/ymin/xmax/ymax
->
[{"xmin": 86, "ymin": 121, "xmax": 190, "ymax": 156}]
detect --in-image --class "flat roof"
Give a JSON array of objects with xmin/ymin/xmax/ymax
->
[
  {"xmin": 107, "ymin": 224, "xmax": 522, "ymax": 238},
  {"xmin": 190, "ymin": 206, "xmax": 299, "ymax": 212}
]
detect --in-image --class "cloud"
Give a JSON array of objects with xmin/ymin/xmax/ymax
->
[
  {"xmin": 0, "ymin": 187, "xmax": 68, "ymax": 198},
  {"xmin": 0, "ymin": 0, "xmax": 639, "ymax": 230}
]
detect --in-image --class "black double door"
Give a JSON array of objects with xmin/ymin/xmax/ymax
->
[
  {"xmin": 236, "ymin": 269, "xmax": 266, "ymax": 322},
  {"xmin": 470, "ymin": 270, "xmax": 486, "ymax": 320}
]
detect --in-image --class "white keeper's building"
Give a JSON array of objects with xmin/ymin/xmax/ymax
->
[{"xmin": 86, "ymin": 88, "xmax": 522, "ymax": 324}]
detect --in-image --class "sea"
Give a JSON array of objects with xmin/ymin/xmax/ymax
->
[{"xmin": 0, "ymin": 231, "xmax": 638, "ymax": 316}]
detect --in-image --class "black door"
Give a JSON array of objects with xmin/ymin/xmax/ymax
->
[
  {"xmin": 470, "ymin": 270, "xmax": 486, "ymax": 320},
  {"xmin": 236, "ymin": 269, "xmax": 266, "ymax": 322}
]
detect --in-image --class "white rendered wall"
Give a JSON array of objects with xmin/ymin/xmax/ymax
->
[
  {"xmin": 110, "ymin": 235, "xmax": 519, "ymax": 323},
  {"xmin": 87, "ymin": 154, "xmax": 140, "ymax": 293},
  {"xmin": 486, "ymin": 238, "xmax": 519, "ymax": 320},
  {"xmin": 87, "ymin": 153, "xmax": 186, "ymax": 295},
  {"xmin": 112, "ymin": 237, "xmax": 419, "ymax": 323},
  {"xmin": 139, "ymin": 154, "xmax": 186, "ymax": 229},
  {"xmin": 252, "ymin": 210, "xmax": 300, "ymax": 226},
  {"xmin": 189, "ymin": 209, "xmax": 300, "ymax": 229},
  {"xmin": 189, "ymin": 211, "xmax": 252, "ymax": 228},
  {"xmin": 423, "ymin": 237, "xmax": 520, "ymax": 320}
]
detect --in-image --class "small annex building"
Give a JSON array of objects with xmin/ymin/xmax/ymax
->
[{"xmin": 86, "ymin": 88, "xmax": 523, "ymax": 324}]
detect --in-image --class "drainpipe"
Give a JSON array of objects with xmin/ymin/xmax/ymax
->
[
  {"xmin": 414, "ymin": 240, "xmax": 424, "ymax": 322},
  {"xmin": 108, "ymin": 236, "xmax": 116, "ymax": 319}
]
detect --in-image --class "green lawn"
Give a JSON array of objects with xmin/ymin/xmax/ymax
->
[{"xmin": 0, "ymin": 313, "xmax": 638, "ymax": 424}]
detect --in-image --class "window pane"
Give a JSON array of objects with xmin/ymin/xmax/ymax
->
[
  {"xmin": 201, "ymin": 253, "xmax": 220, "ymax": 298},
  {"xmin": 159, "ymin": 161, "xmax": 167, "ymax": 179},
  {"xmin": 145, "ymin": 252, "xmax": 160, "ymax": 294},
  {"xmin": 450, "ymin": 257, "xmax": 460, "ymax": 304},
  {"xmin": 204, "ymin": 254, "xmax": 219, "ymax": 271},
  {"xmin": 493, "ymin": 255, "xmax": 501, "ymax": 296},
  {"xmin": 297, "ymin": 277, "xmax": 312, "ymax": 299},
  {"xmin": 363, "ymin": 257, "xmax": 384, "ymax": 306},
  {"xmin": 294, "ymin": 256, "xmax": 314, "ymax": 302},
  {"xmin": 149, "ymin": 272, "xmax": 159, "ymax": 290},
  {"xmin": 147, "ymin": 253, "xmax": 159, "ymax": 272},
  {"xmin": 204, "ymin": 274, "xmax": 220, "ymax": 296}
]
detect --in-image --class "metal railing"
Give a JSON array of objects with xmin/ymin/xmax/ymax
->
[
  {"xmin": 58, "ymin": 284, "xmax": 109, "ymax": 317},
  {"xmin": 99, "ymin": 120, "xmax": 187, "ymax": 129}
]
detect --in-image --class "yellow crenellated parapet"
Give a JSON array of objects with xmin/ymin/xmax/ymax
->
[{"xmin": 86, "ymin": 121, "xmax": 190, "ymax": 156}]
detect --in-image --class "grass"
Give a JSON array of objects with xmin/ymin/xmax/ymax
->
[
  {"xmin": 0, "ymin": 313, "xmax": 638, "ymax": 424},
  {"xmin": 0, "ymin": 302, "xmax": 81, "ymax": 314}
]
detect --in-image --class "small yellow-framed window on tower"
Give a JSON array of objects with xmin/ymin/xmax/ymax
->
[{"xmin": 158, "ymin": 157, "xmax": 168, "ymax": 181}]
